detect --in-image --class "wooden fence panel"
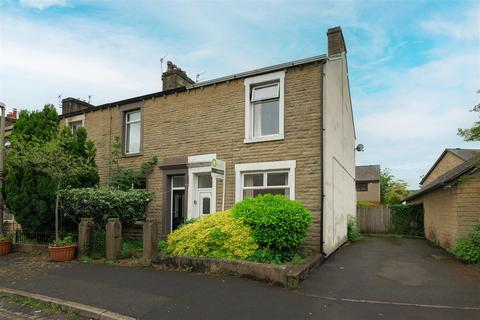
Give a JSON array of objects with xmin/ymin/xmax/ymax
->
[{"xmin": 357, "ymin": 205, "xmax": 392, "ymax": 233}]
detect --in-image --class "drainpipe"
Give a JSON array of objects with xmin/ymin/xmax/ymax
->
[
  {"xmin": 319, "ymin": 62, "xmax": 326, "ymax": 256},
  {"xmin": 0, "ymin": 102, "xmax": 5, "ymax": 236}
]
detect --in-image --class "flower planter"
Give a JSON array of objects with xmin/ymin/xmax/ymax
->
[
  {"xmin": 0, "ymin": 240, "xmax": 12, "ymax": 255},
  {"xmin": 49, "ymin": 244, "xmax": 77, "ymax": 262}
]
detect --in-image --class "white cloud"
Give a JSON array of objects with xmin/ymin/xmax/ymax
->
[
  {"xmin": 420, "ymin": 8, "xmax": 480, "ymax": 40},
  {"xmin": 20, "ymin": 0, "xmax": 67, "ymax": 10}
]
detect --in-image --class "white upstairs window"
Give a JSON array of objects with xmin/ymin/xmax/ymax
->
[
  {"xmin": 244, "ymin": 71, "xmax": 285, "ymax": 143},
  {"xmin": 125, "ymin": 110, "xmax": 141, "ymax": 154}
]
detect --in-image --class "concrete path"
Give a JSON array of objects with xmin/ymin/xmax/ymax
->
[{"xmin": 0, "ymin": 237, "xmax": 479, "ymax": 319}]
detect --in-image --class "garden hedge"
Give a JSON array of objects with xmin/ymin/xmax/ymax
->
[
  {"xmin": 390, "ymin": 203, "xmax": 424, "ymax": 236},
  {"xmin": 60, "ymin": 187, "xmax": 153, "ymax": 228}
]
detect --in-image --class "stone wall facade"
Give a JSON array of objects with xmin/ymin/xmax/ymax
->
[
  {"xmin": 421, "ymin": 174, "xmax": 480, "ymax": 249},
  {"xmin": 62, "ymin": 62, "xmax": 324, "ymax": 250}
]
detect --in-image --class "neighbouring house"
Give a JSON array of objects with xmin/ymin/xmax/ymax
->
[
  {"xmin": 405, "ymin": 148, "xmax": 480, "ymax": 249},
  {"xmin": 59, "ymin": 26, "xmax": 356, "ymax": 255},
  {"xmin": 355, "ymin": 165, "xmax": 381, "ymax": 204}
]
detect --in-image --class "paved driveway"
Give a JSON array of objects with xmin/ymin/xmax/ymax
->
[{"xmin": 0, "ymin": 237, "xmax": 479, "ymax": 319}]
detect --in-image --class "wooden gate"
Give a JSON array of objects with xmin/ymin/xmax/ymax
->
[{"xmin": 357, "ymin": 205, "xmax": 392, "ymax": 233}]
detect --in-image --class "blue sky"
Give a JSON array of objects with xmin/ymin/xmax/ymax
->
[{"xmin": 0, "ymin": 0, "xmax": 479, "ymax": 187}]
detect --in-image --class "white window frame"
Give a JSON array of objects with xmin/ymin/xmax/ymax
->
[
  {"xmin": 244, "ymin": 70, "xmax": 285, "ymax": 143},
  {"xmin": 125, "ymin": 109, "xmax": 141, "ymax": 155},
  {"xmin": 65, "ymin": 114, "xmax": 85, "ymax": 128},
  {"xmin": 187, "ymin": 153, "xmax": 217, "ymax": 219},
  {"xmin": 235, "ymin": 160, "xmax": 296, "ymax": 202},
  {"xmin": 68, "ymin": 120, "xmax": 83, "ymax": 136}
]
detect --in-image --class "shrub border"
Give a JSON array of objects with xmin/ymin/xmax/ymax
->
[{"xmin": 152, "ymin": 253, "xmax": 323, "ymax": 289}]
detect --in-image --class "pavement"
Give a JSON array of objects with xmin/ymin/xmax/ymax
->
[
  {"xmin": 0, "ymin": 298, "xmax": 87, "ymax": 320},
  {"xmin": 0, "ymin": 236, "xmax": 479, "ymax": 320}
]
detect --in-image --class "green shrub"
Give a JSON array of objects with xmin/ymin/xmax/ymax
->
[
  {"xmin": 347, "ymin": 216, "xmax": 363, "ymax": 242},
  {"xmin": 248, "ymin": 247, "xmax": 284, "ymax": 264},
  {"xmin": 157, "ymin": 240, "xmax": 168, "ymax": 255},
  {"xmin": 167, "ymin": 210, "xmax": 258, "ymax": 260},
  {"xmin": 60, "ymin": 187, "xmax": 153, "ymax": 228},
  {"xmin": 390, "ymin": 203, "xmax": 424, "ymax": 236},
  {"xmin": 232, "ymin": 194, "xmax": 312, "ymax": 255},
  {"xmin": 453, "ymin": 223, "xmax": 480, "ymax": 264},
  {"xmin": 121, "ymin": 239, "xmax": 143, "ymax": 258},
  {"xmin": 52, "ymin": 235, "xmax": 75, "ymax": 247}
]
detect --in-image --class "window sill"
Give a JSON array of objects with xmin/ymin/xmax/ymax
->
[
  {"xmin": 244, "ymin": 134, "xmax": 284, "ymax": 144},
  {"xmin": 123, "ymin": 152, "xmax": 143, "ymax": 158}
]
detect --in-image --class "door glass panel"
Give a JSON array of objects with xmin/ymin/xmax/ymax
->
[
  {"xmin": 172, "ymin": 176, "xmax": 185, "ymax": 188},
  {"xmin": 202, "ymin": 197, "xmax": 211, "ymax": 215},
  {"xmin": 172, "ymin": 189, "xmax": 185, "ymax": 230},
  {"xmin": 198, "ymin": 175, "xmax": 212, "ymax": 188},
  {"xmin": 267, "ymin": 172, "xmax": 288, "ymax": 186},
  {"xmin": 244, "ymin": 173, "xmax": 264, "ymax": 187}
]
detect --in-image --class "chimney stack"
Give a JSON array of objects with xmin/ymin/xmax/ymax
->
[
  {"xmin": 61, "ymin": 97, "xmax": 94, "ymax": 115},
  {"xmin": 162, "ymin": 61, "xmax": 195, "ymax": 91},
  {"xmin": 327, "ymin": 26, "xmax": 347, "ymax": 57}
]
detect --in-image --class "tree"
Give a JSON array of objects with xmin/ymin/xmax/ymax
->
[
  {"xmin": 4, "ymin": 105, "xmax": 98, "ymax": 234},
  {"xmin": 380, "ymin": 168, "xmax": 411, "ymax": 205},
  {"xmin": 458, "ymin": 103, "xmax": 480, "ymax": 142}
]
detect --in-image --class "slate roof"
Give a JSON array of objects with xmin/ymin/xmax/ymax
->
[
  {"xmin": 405, "ymin": 155, "xmax": 480, "ymax": 202},
  {"xmin": 448, "ymin": 148, "xmax": 480, "ymax": 161},
  {"xmin": 356, "ymin": 165, "xmax": 381, "ymax": 182},
  {"xmin": 419, "ymin": 148, "xmax": 480, "ymax": 185}
]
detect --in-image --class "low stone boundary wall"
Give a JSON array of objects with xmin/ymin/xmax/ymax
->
[
  {"xmin": 13, "ymin": 243, "xmax": 49, "ymax": 254},
  {"xmin": 152, "ymin": 253, "xmax": 323, "ymax": 288}
]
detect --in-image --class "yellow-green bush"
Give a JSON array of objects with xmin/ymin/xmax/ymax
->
[{"xmin": 167, "ymin": 210, "xmax": 258, "ymax": 260}]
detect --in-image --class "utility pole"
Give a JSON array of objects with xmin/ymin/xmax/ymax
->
[{"xmin": 0, "ymin": 102, "xmax": 5, "ymax": 236}]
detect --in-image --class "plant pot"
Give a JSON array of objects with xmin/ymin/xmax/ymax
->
[
  {"xmin": 49, "ymin": 244, "xmax": 77, "ymax": 262},
  {"xmin": 0, "ymin": 240, "xmax": 12, "ymax": 255}
]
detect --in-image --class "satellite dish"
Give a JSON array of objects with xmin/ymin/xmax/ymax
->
[{"xmin": 355, "ymin": 144, "xmax": 364, "ymax": 152}]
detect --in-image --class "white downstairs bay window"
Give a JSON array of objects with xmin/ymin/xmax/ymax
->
[
  {"xmin": 235, "ymin": 160, "xmax": 296, "ymax": 202},
  {"xmin": 244, "ymin": 71, "xmax": 285, "ymax": 143}
]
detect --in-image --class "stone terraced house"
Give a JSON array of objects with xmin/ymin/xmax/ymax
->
[{"xmin": 60, "ymin": 26, "xmax": 356, "ymax": 256}]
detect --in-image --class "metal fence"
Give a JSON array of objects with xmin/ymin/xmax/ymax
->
[
  {"xmin": 13, "ymin": 229, "xmax": 78, "ymax": 245},
  {"xmin": 86, "ymin": 225, "xmax": 106, "ymax": 259}
]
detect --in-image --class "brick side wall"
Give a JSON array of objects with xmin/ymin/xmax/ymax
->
[
  {"xmin": 423, "ymin": 152, "xmax": 464, "ymax": 186},
  {"xmin": 422, "ymin": 186, "xmax": 458, "ymax": 249},
  {"xmin": 64, "ymin": 63, "xmax": 323, "ymax": 250},
  {"xmin": 456, "ymin": 174, "xmax": 480, "ymax": 237}
]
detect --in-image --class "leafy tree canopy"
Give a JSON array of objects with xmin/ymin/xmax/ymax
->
[
  {"xmin": 380, "ymin": 168, "xmax": 411, "ymax": 205},
  {"xmin": 458, "ymin": 104, "xmax": 480, "ymax": 142},
  {"xmin": 4, "ymin": 105, "xmax": 99, "ymax": 233}
]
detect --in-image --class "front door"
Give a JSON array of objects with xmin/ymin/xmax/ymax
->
[
  {"xmin": 195, "ymin": 174, "xmax": 213, "ymax": 217},
  {"xmin": 171, "ymin": 175, "xmax": 185, "ymax": 230}
]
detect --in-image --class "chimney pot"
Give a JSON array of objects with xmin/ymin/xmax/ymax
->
[
  {"xmin": 327, "ymin": 26, "xmax": 347, "ymax": 57},
  {"xmin": 162, "ymin": 61, "xmax": 195, "ymax": 91}
]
